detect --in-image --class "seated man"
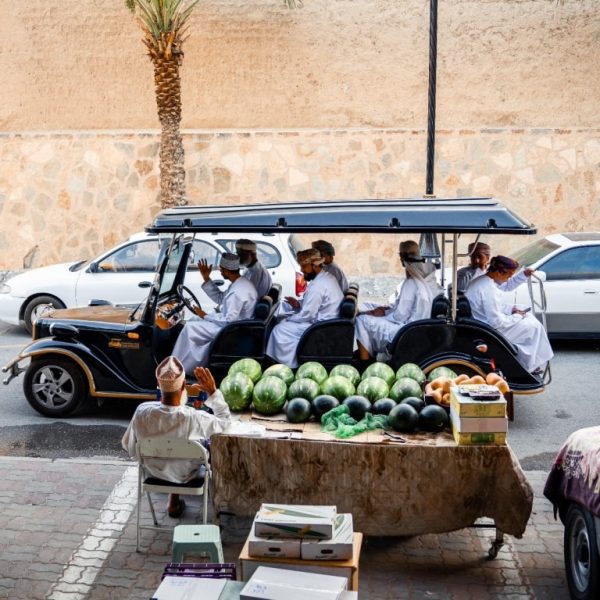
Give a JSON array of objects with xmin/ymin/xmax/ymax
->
[
  {"xmin": 311, "ymin": 239, "xmax": 348, "ymax": 293},
  {"xmin": 172, "ymin": 253, "xmax": 258, "ymax": 373},
  {"xmin": 121, "ymin": 357, "xmax": 231, "ymax": 518},
  {"xmin": 266, "ymin": 248, "xmax": 344, "ymax": 368},
  {"xmin": 236, "ymin": 239, "xmax": 273, "ymax": 298}
]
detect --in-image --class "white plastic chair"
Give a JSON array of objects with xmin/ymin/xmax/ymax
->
[{"xmin": 135, "ymin": 437, "xmax": 211, "ymax": 552}]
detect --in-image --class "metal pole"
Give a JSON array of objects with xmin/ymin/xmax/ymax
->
[{"xmin": 425, "ymin": 0, "xmax": 438, "ymax": 197}]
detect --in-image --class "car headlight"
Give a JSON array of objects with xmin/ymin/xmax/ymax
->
[{"xmin": 0, "ymin": 284, "xmax": 11, "ymax": 294}]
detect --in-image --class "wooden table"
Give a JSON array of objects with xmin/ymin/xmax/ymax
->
[{"xmin": 210, "ymin": 421, "xmax": 533, "ymax": 538}]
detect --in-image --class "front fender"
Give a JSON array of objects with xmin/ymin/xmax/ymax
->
[{"xmin": 2, "ymin": 337, "xmax": 154, "ymax": 399}]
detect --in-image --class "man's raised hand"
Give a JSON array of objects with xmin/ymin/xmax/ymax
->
[
  {"xmin": 192, "ymin": 366, "xmax": 217, "ymax": 396},
  {"xmin": 197, "ymin": 259, "xmax": 213, "ymax": 281}
]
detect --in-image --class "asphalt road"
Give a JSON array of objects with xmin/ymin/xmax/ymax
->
[{"xmin": 0, "ymin": 320, "xmax": 598, "ymax": 468}]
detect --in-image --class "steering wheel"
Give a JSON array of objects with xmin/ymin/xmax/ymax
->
[{"xmin": 176, "ymin": 284, "xmax": 202, "ymax": 314}]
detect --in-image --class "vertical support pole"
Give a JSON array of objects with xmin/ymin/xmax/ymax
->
[
  {"xmin": 451, "ymin": 233, "xmax": 458, "ymax": 321},
  {"xmin": 425, "ymin": 0, "xmax": 439, "ymax": 197}
]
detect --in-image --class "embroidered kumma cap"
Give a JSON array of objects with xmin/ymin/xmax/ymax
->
[
  {"xmin": 311, "ymin": 240, "xmax": 335, "ymax": 256},
  {"xmin": 220, "ymin": 252, "xmax": 240, "ymax": 270},
  {"xmin": 489, "ymin": 255, "xmax": 519, "ymax": 273},
  {"xmin": 297, "ymin": 248, "xmax": 324, "ymax": 266},
  {"xmin": 155, "ymin": 356, "xmax": 185, "ymax": 393},
  {"xmin": 467, "ymin": 242, "xmax": 491, "ymax": 256},
  {"xmin": 235, "ymin": 239, "xmax": 257, "ymax": 252}
]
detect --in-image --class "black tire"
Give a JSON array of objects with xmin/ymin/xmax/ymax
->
[
  {"xmin": 24, "ymin": 357, "xmax": 87, "ymax": 417},
  {"xmin": 23, "ymin": 295, "xmax": 66, "ymax": 333},
  {"xmin": 565, "ymin": 503, "xmax": 600, "ymax": 600}
]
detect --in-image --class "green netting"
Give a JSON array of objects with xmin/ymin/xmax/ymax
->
[{"xmin": 320, "ymin": 405, "xmax": 388, "ymax": 439}]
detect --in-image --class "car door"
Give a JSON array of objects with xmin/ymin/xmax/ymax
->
[
  {"xmin": 74, "ymin": 238, "xmax": 161, "ymax": 307},
  {"xmin": 536, "ymin": 245, "xmax": 600, "ymax": 336}
]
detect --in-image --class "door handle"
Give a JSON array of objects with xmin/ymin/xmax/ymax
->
[{"xmin": 583, "ymin": 290, "xmax": 599, "ymax": 294}]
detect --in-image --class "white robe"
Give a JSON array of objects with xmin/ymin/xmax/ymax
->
[
  {"xmin": 266, "ymin": 270, "xmax": 344, "ymax": 368},
  {"xmin": 465, "ymin": 274, "xmax": 553, "ymax": 372},
  {"xmin": 173, "ymin": 277, "xmax": 258, "ymax": 373},
  {"xmin": 457, "ymin": 265, "xmax": 528, "ymax": 294},
  {"xmin": 244, "ymin": 261, "xmax": 273, "ymax": 298},
  {"xmin": 323, "ymin": 262, "xmax": 348, "ymax": 293},
  {"xmin": 121, "ymin": 391, "xmax": 231, "ymax": 483},
  {"xmin": 355, "ymin": 277, "xmax": 434, "ymax": 356}
]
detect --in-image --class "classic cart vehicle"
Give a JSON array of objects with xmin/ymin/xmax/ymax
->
[{"xmin": 3, "ymin": 197, "xmax": 551, "ymax": 417}]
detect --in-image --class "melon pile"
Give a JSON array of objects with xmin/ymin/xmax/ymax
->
[{"xmin": 425, "ymin": 369, "xmax": 510, "ymax": 408}]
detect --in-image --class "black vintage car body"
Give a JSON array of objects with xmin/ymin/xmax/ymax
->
[{"xmin": 3, "ymin": 197, "xmax": 548, "ymax": 417}]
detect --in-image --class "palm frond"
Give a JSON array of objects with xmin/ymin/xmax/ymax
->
[{"xmin": 283, "ymin": 0, "xmax": 303, "ymax": 7}]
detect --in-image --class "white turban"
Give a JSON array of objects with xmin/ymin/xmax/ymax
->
[
  {"xmin": 155, "ymin": 356, "xmax": 185, "ymax": 393},
  {"xmin": 235, "ymin": 239, "xmax": 257, "ymax": 252},
  {"xmin": 220, "ymin": 252, "xmax": 240, "ymax": 270},
  {"xmin": 297, "ymin": 248, "xmax": 324, "ymax": 266}
]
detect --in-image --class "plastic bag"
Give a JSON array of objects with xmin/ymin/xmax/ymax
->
[{"xmin": 321, "ymin": 405, "xmax": 388, "ymax": 439}]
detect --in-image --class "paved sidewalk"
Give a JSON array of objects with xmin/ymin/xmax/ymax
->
[{"xmin": 0, "ymin": 457, "xmax": 568, "ymax": 600}]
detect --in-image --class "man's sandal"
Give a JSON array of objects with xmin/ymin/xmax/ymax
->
[{"xmin": 168, "ymin": 498, "xmax": 186, "ymax": 519}]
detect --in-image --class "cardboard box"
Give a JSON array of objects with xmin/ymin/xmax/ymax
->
[
  {"xmin": 248, "ymin": 525, "xmax": 301, "ymax": 559},
  {"xmin": 453, "ymin": 429, "xmax": 507, "ymax": 445},
  {"xmin": 450, "ymin": 386, "xmax": 507, "ymax": 418},
  {"xmin": 240, "ymin": 566, "xmax": 347, "ymax": 600},
  {"xmin": 301, "ymin": 514, "xmax": 354, "ymax": 560},
  {"xmin": 450, "ymin": 405, "xmax": 508, "ymax": 433},
  {"xmin": 153, "ymin": 576, "xmax": 226, "ymax": 600},
  {"xmin": 240, "ymin": 532, "xmax": 363, "ymax": 591},
  {"xmin": 254, "ymin": 504, "xmax": 337, "ymax": 539}
]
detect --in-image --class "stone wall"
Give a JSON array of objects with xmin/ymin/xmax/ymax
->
[{"xmin": 1, "ymin": 127, "xmax": 598, "ymax": 273}]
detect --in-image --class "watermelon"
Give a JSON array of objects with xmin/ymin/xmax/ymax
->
[
  {"xmin": 286, "ymin": 398, "xmax": 312, "ymax": 423},
  {"xmin": 263, "ymin": 364, "xmax": 295, "ymax": 386},
  {"xmin": 320, "ymin": 376, "xmax": 355, "ymax": 401},
  {"xmin": 400, "ymin": 396, "xmax": 426, "ymax": 413},
  {"xmin": 428, "ymin": 366, "xmax": 458, "ymax": 380},
  {"xmin": 388, "ymin": 404, "xmax": 419, "ymax": 432},
  {"xmin": 418, "ymin": 405, "xmax": 449, "ymax": 432},
  {"xmin": 342, "ymin": 395, "xmax": 371, "ymax": 421},
  {"xmin": 312, "ymin": 395, "xmax": 340, "ymax": 419},
  {"xmin": 288, "ymin": 378, "xmax": 320, "ymax": 402},
  {"xmin": 252, "ymin": 376, "xmax": 287, "ymax": 415},
  {"xmin": 228, "ymin": 358, "xmax": 262, "ymax": 383},
  {"xmin": 371, "ymin": 398, "xmax": 396, "ymax": 416},
  {"xmin": 362, "ymin": 362, "xmax": 395, "ymax": 387},
  {"xmin": 356, "ymin": 377, "xmax": 390, "ymax": 403},
  {"xmin": 219, "ymin": 372, "xmax": 254, "ymax": 411},
  {"xmin": 395, "ymin": 363, "xmax": 425, "ymax": 385},
  {"xmin": 296, "ymin": 362, "xmax": 328, "ymax": 385},
  {"xmin": 390, "ymin": 377, "xmax": 423, "ymax": 402},
  {"xmin": 330, "ymin": 364, "xmax": 361, "ymax": 387}
]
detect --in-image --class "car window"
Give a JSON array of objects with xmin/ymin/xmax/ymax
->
[
  {"xmin": 98, "ymin": 240, "xmax": 159, "ymax": 273},
  {"xmin": 541, "ymin": 246, "xmax": 600, "ymax": 281},
  {"xmin": 217, "ymin": 239, "xmax": 282, "ymax": 268},
  {"xmin": 188, "ymin": 240, "xmax": 221, "ymax": 270},
  {"xmin": 512, "ymin": 238, "xmax": 560, "ymax": 267}
]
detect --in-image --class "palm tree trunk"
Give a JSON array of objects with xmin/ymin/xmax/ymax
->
[{"xmin": 152, "ymin": 55, "xmax": 186, "ymax": 208}]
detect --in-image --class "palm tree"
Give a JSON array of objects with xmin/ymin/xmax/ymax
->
[{"xmin": 126, "ymin": 0, "xmax": 302, "ymax": 209}]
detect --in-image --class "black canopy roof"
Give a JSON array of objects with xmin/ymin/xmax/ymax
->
[{"xmin": 146, "ymin": 197, "xmax": 536, "ymax": 235}]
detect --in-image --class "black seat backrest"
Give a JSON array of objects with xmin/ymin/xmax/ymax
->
[
  {"xmin": 267, "ymin": 284, "xmax": 281, "ymax": 305},
  {"xmin": 338, "ymin": 294, "xmax": 357, "ymax": 320},
  {"xmin": 456, "ymin": 295, "xmax": 472, "ymax": 319},
  {"xmin": 430, "ymin": 294, "xmax": 449, "ymax": 319},
  {"xmin": 253, "ymin": 295, "xmax": 273, "ymax": 321}
]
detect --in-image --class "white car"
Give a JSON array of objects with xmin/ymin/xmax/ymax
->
[
  {"xmin": 506, "ymin": 232, "xmax": 600, "ymax": 339},
  {"xmin": 0, "ymin": 232, "xmax": 306, "ymax": 332}
]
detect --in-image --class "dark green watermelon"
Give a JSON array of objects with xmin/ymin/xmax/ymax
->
[
  {"xmin": 418, "ymin": 405, "xmax": 449, "ymax": 432},
  {"xmin": 428, "ymin": 366, "xmax": 458, "ymax": 380},
  {"xmin": 342, "ymin": 395, "xmax": 371, "ymax": 421},
  {"xmin": 288, "ymin": 378, "xmax": 320, "ymax": 402},
  {"xmin": 395, "ymin": 363, "xmax": 425, "ymax": 385},
  {"xmin": 330, "ymin": 364, "xmax": 361, "ymax": 387},
  {"xmin": 390, "ymin": 377, "xmax": 423, "ymax": 402},
  {"xmin": 362, "ymin": 362, "xmax": 395, "ymax": 387},
  {"xmin": 312, "ymin": 395, "xmax": 340, "ymax": 419},
  {"xmin": 252, "ymin": 376, "xmax": 288, "ymax": 415},
  {"xmin": 286, "ymin": 398, "xmax": 312, "ymax": 423},
  {"xmin": 356, "ymin": 377, "xmax": 390, "ymax": 403},
  {"xmin": 388, "ymin": 404, "xmax": 419, "ymax": 432},
  {"xmin": 296, "ymin": 362, "xmax": 328, "ymax": 385},
  {"xmin": 371, "ymin": 398, "xmax": 396, "ymax": 416},
  {"xmin": 320, "ymin": 376, "xmax": 355, "ymax": 401},
  {"xmin": 400, "ymin": 396, "xmax": 426, "ymax": 413}
]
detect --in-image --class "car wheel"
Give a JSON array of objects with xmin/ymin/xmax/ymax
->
[
  {"xmin": 565, "ymin": 503, "xmax": 600, "ymax": 600},
  {"xmin": 23, "ymin": 295, "xmax": 66, "ymax": 334},
  {"xmin": 24, "ymin": 357, "xmax": 87, "ymax": 417}
]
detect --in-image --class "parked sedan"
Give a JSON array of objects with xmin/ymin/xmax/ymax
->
[
  {"xmin": 0, "ymin": 231, "xmax": 305, "ymax": 332},
  {"xmin": 506, "ymin": 232, "xmax": 600, "ymax": 339}
]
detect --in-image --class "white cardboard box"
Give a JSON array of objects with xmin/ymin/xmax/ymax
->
[
  {"xmin": 450, "ymin": 405, "xmax": 508, "ymax": 433},
  {"xmin": 152, "ymin": 576, "xmax": 226, "ymax": 600},
  {"xmin": 240, "ymin": 566, "xmax": 347, "ymax": 600},
  {"xmin": 248, "ymin": 520, "xmax": 302, "ymax": 558},
  {"xmin": 301, "ymin": 514, "xmax": 354, "ymax": 560},
  {"xmin": 254, "ymin": 504, "xmax": 337, "ymax": 539}
]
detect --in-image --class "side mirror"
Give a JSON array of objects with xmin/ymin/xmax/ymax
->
[{"xmin": 138, "ymin": 281, "xmax": 152, "ymax": 289}]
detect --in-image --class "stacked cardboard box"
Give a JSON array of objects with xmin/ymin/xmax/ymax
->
[
  {"xmin": 249, "ymin": 504, "xmax": 354, "ymax": 561},
  {"xmin": 450, "ymin": 385, "xmax": 508, "ymax": 445}
]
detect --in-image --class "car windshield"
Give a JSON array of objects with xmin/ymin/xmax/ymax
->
[
  {"xmin": 159, "ymin": 238, "xmax": 188, "ymax": 297},
  {"xmin": 512, "ymin": 238, "xmax": 560, "ymax": 267}
]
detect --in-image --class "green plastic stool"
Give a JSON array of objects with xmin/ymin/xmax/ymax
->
[{"xmin": 171, "ymin": 524, "xmax": 224, "ymax": 563}]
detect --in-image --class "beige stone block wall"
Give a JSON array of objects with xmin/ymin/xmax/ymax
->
[{"xmin": 1, "ymin": 128, "xmax": 598, "ymax": 273}]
